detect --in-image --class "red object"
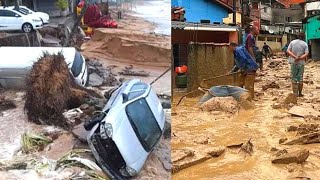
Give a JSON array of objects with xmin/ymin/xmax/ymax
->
[
  {"xmin": 175, "ymin": 65, "xmax": 188, "ymax": 74},
  {"xmin": 83, "ymin": 4, "xmax": 117, "ymax": 28},
  {"xmin": 78, "ymin": 0, "xmax": 85, "ymax": 8}
]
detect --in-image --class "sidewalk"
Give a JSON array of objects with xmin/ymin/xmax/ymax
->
[{"xmin": 47, "ymin": 15, "xmax": 76, "ymax": 29}]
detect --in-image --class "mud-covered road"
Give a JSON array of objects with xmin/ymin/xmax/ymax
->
[{"xmin": 172, "ymin": 57, "xmax": 320, "ymax": 179}]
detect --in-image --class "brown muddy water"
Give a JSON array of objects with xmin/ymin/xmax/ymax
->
[
  {"xmin": 0, "ymin": 91, "xmax": 42, "ymax": 160},
  {"xmin": 172, "ymin": 60, "xmax": 320, "ymax": 180}
]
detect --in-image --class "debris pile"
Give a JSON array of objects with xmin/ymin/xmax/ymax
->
[
  {"xmin": 24, "ymin": 53, "xmax": 89, "ymax": 129},
  {"xmin": 272, "ymin": 149, "xmax": 309, "ymax": 164},
  {"xmin": 87, "ymin": 59, "xmax": 120, "ymax": 87},
  {"xmin": 0, "ymin": 96, "xmax": 16, "ymax": 112},
  {"xmin": 119, "ymin": 65, "xmax": 150, "ymax": 77},
  {"xmin": 21, "ymin": 133, "xmax": 53, "ymax": 153},
  {"xmin": 200, "ymin": 97, "xmax": 238, "ymax": 113},
  {"xmin": 262, "ymin": 81, "xmax": 280, "ymax": 91}
]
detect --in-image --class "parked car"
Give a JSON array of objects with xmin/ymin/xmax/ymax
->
[
  {"xmin": 0, "ymin": 7, "xmax": 42, "ymax": 32},
  {"xmin": 5, "ymin": 6, "xmax": 49, "ymax": 24},
  {"xmin": 0, "ymin": 47, "xmax": 88, "ymax": 89},
  {"xmin": 85, "ymin": 79, "xmax": 165, "ymax": 179}
]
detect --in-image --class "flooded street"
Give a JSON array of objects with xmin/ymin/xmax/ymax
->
[
  {"xmin": 172, "ymin": 58, "xmax": 320, "ymax": 179},
  {"xmin": 0, "ymin": 1, "xmax": 171, "ymax": 179}
]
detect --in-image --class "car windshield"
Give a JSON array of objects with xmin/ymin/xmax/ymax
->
[{"xmin": 126, "ymin": 98, "xmax": 162, "ymax": 152}]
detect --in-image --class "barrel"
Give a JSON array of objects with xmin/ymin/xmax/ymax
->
[{"xmin": 175, "ymin": 73, "xmax": 187, "ymax": 88}]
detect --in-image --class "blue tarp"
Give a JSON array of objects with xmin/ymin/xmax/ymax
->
[{"xmin": 199, "ymin": 85, "xmax": 248, "ymax": 104}]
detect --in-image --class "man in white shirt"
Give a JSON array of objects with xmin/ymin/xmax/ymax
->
[{"xmin": 287, "ymin": 32, "xmax": 309, "ymax": 97}]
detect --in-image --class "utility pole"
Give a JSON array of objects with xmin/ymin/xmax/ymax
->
[
  {"xmin": 240, "ymin": 0, "xmax": 245, "ymax": 44},
  {"xmin": 233, "ymin": 0, "xmax": 237, "ymax": 25}
]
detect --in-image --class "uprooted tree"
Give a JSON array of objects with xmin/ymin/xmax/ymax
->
[{"xmin": 24, "ymin": 53, "xmax": 91, "ymax": 129}]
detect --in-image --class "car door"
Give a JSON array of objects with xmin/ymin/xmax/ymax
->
[
  {"xmin": 0, "ymin": 10, "xmax": 23, "ymax": 30},
  {"xmin": 5, "ymin": 10, "xmax": 24, "ymax": 30},
  {"xmin": 0, "ymin": 9, "xmax": 9, "ymax": 30}
]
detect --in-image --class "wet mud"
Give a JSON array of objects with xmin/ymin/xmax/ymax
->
[{"xmin": 172, "ymin": 58, "xmax": 320, "ymax": 179}]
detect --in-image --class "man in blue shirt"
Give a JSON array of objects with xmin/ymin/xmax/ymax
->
[{"xmin": 229, "ymin": 42, "xmax": 259, "ymax": 98}]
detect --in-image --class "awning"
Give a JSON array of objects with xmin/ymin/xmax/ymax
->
[{"xmin": 184, "ymin": 27, "xmax": 238, "ymax": 32}]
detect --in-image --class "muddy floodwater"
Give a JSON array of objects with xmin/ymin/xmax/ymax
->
[{"xmin": 172, "ymin": 58, "xmax": 320, "ymax": 179}]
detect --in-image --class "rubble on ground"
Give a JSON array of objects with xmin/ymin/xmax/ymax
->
[
  {"xmin": 272, "ymin": 149, "xmax": 309, "ymax": 164},
  {"xmin": 262, "ymin": 81, "xmax": 280, "ymax": 91},
  {"xmin": 239, "ymin": 138, "xmax": 254, "ymax": 156},
  {"xmin": 200, "ymin": 97, "xmax": 238, "ymax": 113},
  {"xmin": 172, "ymin": 146, "xmax": 225, "ymax": 173},
  {"xmin": 288, "ymin": 106, "xmax": 320, "ymax": 118},
  {"xmin": 0, "ymin": 96, "xmax": 16, "ymax": 113},
  {"xmin": 118, "ymin": 65, "xmax": 150, "ymax": 77},
  {"xmin": 87, "ymin": 59, "xmax": 120, "ymax": 87},
  {"xmin": 282, "ymin": 132, "xmax": 320, "ymax": 145}
]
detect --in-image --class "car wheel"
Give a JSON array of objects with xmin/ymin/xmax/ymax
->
[{"xmin": 22, "ymin": 23, "xmax": 33, "ymax": 33}]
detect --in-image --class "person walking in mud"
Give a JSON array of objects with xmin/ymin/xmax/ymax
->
[
  {"xmin": 262, "ymin": 42, "xmax": 272, "ymax": 61},
  {"xmin": 287, "ymin": 32, "xmax": 309, "ymax": 97},
  {"xmin": 228, "ymin": 42, "xmax": 259, "ymax": 98}
]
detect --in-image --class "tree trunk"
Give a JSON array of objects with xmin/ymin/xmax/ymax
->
[
  {"xmin": 66, "ymin": 1, "xmax": 88, "ymax": 46},
  {"xmin": 14, "ymin": 0, "xmax": 19, "ymax": 9}
]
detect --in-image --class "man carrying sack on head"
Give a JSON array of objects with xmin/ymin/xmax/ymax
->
[
  {"xmin": 287, "ymin": 32, "xmax": 309, "ymax": 97},
  {"xmin": 228, "ymin": 42, "xmax": 259, "ymax": 98}
]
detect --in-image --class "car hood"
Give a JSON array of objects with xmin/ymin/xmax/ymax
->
[
  {"xmin": 34, "ymin": 12, "xmax": 49, "ymax": 19},
  {"xmin": 107, "ymin": 108, "xmax": 148, "ymax": 172}
]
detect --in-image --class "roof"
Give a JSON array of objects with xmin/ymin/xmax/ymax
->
[
  {"xmin": 302, "ymin": 14, "xmax": 320, "ymax": 24},
  {"xmin": 276, "ymin": 0, "xmax": 305, "ymax": 8},
  {"xmin": 212, "ymin": 0, "xmax": 233, "ymax": 12},
  {"xmin": 172, "ymin": 21, "xmax": 239, "ymax": 32}
]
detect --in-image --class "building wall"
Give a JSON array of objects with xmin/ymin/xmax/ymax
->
[
  {"xmin": 187, "ymin": 43, "xmax": 237, "ymax": 92},
  {"xmin": 311, "ymin": 39, "xmax": 320, "ymax": 60},
  {"xmin": 172, "ymin": 29, "xmax": 231, "ymax": 44},
  {"xmin": 256, "ymin": 35, "xmax": 284, "ymax": 51},
  {"xmin": 260, "ymin": 4, "xmax": 272, "ymax": 22},
  {"xmin": 223, "ymin": 12, "xmax": 241, "ymax": 25},
  {"xmin": 304, "ymin": 15, "xmax": 320, "ymax": 41},
  {"xmin": 171, "ymin": 0, "xmax": 229, "ymax": 23},
  {"xmin": 272, "ymin": 7, "xmax": 304, "ymax": 24}
]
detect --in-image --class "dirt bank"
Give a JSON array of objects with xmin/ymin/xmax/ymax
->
[{"xmin": 172, "ymin": 58, "xmax": 320, "ymax": 179}]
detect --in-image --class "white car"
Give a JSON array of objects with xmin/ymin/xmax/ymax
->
[
  {"xmin": 0, "ymin": 47, "xmax": 88, "ymax": 89},
  {"xmin": 0, "ymin": 8, "xmax": 42, "ymax": 32},
  {"xmin": 85, "ymin": 79, "xmax": 165, "ymax": 179},
  {"xmin": 5, "ymin": 6, "xmax": 49, "ymax": 24}
]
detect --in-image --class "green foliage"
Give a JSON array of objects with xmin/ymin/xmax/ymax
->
[{"xmin": 56, "ymin": 0, "xmax": 68, "ymax": 11}]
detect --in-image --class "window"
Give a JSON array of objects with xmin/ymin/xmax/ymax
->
[
  {"xmin": 264, "ymin": 7, "xmax": 267, "ymax": 13},
  {"xmin": 0, "ymin": 10, "xmax": 19, "ymax": 17},
  {"xmin": 258, "ymin": 36, "xmax": 265, "ymax": 41},
  {"xmin": 285, "ymin": 17, "xmax": 292, "ymax": 22},
  {"xmin": 71, "ymin": 51, "xmax": 84, "ymax": 77},
  {"xmin": 267, "ymin": 37, "xmax": 276, "ymax": 42},
  {"xmin": 20, "ymin": 7, "xmax": 32, "ymax": 14},
  {"xmin": 126, "ymin": 98, "xmax": 162, "ymax": 152},
  {"xmin": 16, "ymin": 8, "xmax": 29, "ymax": 15},
  {"xmin": 127, "ymin": 82, "xmax": 148, "ymax": 101}
]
